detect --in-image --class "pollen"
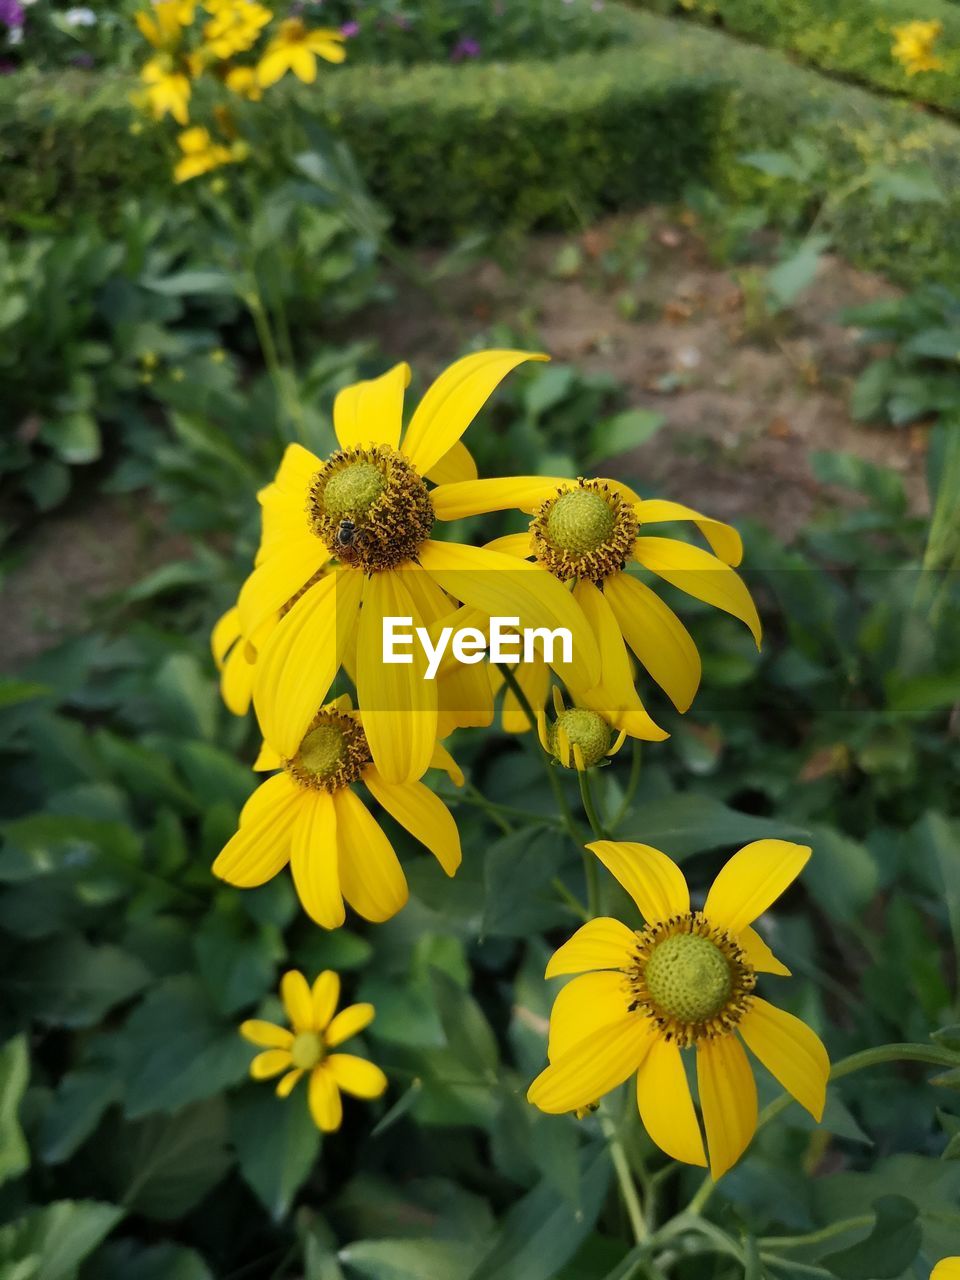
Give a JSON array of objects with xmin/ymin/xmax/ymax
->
[
  {"xmin": 307, "ymin": 445, "xmax": 435, "ymax": 571},
  {"xmin": 286, "ymin": 708, "xmax": 372, "ymax": 793},
  {"xmin": 532, "ymin": 478, "xmax": 637, "ymax": 584},
  {"xmin": 549, "ymin": 708, "xmax": 612, "ymax": 769},
  {"xmin": 290, "ymin": 1031, "xmax": 323, "ymax": 1069}
]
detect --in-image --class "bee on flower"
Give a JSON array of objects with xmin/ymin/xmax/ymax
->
[
  {"xmin": 891, "ymin": 19, "xmax": 944, "ymax": 75},
  {"xmin": 241, "ymin": 969, "xmax": 387, "ymax": 1131}
]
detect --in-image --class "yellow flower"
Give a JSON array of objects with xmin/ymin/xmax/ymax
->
[
  {"xmin": 241, "ymin": 969, "xmax": 387, "ymax": 1131},
  {"xmin": 536, "ymin": 688, "xmax": 626, "ymax": 771},
  {"xmin": 527, "ymin": 838, "xmax": 829, "ymax": 1180},
  {"xmin": 135, "ymin": 0, "xmax": 195, "ymax": 50},
  {"xmin": 211, "ymin": 606, "xmax": 258, "ymax": 715},
  {"xmin": 433, "ymin": 476, "xmax": 760, "ymax": 735},
  {"xmin": 213, "ymin": 694, "xmax": 464, "ymax": 928},
  {"xmin": 933, "ymin": 1261, "xmax": 960, "ymax": 1280},
  {"xmin": 204, "ymin": 0, "xmax": 271, "ymax": 59},
  {"xmin": 225, "ymin": 63, "xmax": 263, "ymax": 99},
  {"xmin": 891, "ymin": 19, "xmax": 944, "ymax": 74},
  {"xmin": 237, "ymin": 352, "xmax": 602, "ymax": 786},
  {"xmin": 141, "ymin": 56, "xmax": 192, "ymax": 124},
  {"xmin": 257, "ymin": 17, "xmax": 346, "ymax": 87},
  {"xmin": 173, "ymin": 125, "xmax": 237, "ymax": 182}
]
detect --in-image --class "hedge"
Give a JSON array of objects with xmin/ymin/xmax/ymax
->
[{"xmin": 635, "ymin": 0, "xmax": 960, "ymax": 116}]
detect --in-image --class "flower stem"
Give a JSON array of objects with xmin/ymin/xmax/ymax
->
[
  {"xmin": 577, "ymin": 769, "xmax": 610, "ymax": 915},
  {"xmin": 600, "ymin": 1111, "xmax": 649, "ymax": 1244}
]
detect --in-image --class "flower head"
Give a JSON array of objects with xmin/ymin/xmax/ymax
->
[
  {"xmin": 135, "ymin": 0, "xmax": 195, "ymax": 50},
  {"xmin": 241, "ymin": 969, "xmax": 387, "ymax": 1131},
  {"xmin": 203, "ymin": 0, "xmax": 271, "ymax": 59},
  {"xmin": 537, "ymin": 687, "xmax": 625, "ymax": 771},
  {"xmin": 891, "ymin": 19, "xmax": 944, "ymax": 74},
  {"xmin": 527, "ymin": 838, "xmax": 829, "ymax": 1179},
  {"xmin": 224, "ymin": 62, "xmax": 262, "ymax": 97},
  {"xmin": 173, "ymin": 124, "xmax": 238, "ymax": 181},
  {"xmin": 0, "ymin": 0, "xmax": 25, "ymax": 27},
  {"xmin": 257, "ymin": 16, "xmax": 345, "ymax": 85},
  {"xmin": 141, "ymin": 56, "xmax": 193, "ymax": 124}
]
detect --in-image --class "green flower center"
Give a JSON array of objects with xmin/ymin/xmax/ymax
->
[
  {"xmin": 549, "ymin": 708, "xmax": 612, "ymax": 769},
  {"xmin": 291, "ymin": 1031, "xmax": 323, "ymax": 1069},
  {"xmin": 287, "ymin": 709, "xmax": 372, "ymax": 793},
  {"xmin": 321, "ymin": 462, "xmax": 386, "ymax": 519},
  {"xmin": 298, "ymin": 723, "xmax": 347, "ymax": 779},
  {"xmin": 545, "ymin": 489, "xmax": 616, "ymax": 554},
  {"xmin": 644, "ymin": 934, "xmax": 733, "ymax": 1024}
]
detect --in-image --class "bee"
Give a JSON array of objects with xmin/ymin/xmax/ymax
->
[{"xmin": 335, "ymin": 518, "xmax": 358, "ymax": 548}]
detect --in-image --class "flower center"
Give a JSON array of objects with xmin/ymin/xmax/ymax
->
[
  {"xmin": 549, "ymin": 708, "xmax": 612, "ymax": 769},
  {"xmin": 286, "ymin": 708, "xmax": 371, "ymax": 793},
  {"xmin": 291, "ymin": 1031, "xmax": 323, "ymax": 1069},
  {"xmin": 627, "ymin": 913, "xmax": 756, "ymax": 1048},
  {"xmin": 279, "ymin": 16, "xmax": 306, "ymax": 43},
  {"xmin": 531, "ymin": 479, "xmax": 637, "ymax": 584},
  {"xmin": 307, "ymin": 446, "xmax": 435, "ymax": 571}
]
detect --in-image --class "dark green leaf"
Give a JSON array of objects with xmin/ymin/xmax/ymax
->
[
  {"xmin": 231, "ymin": 1086, "xmax": 320, "ymax": 1221},
  {"xmin": 821, "ymin": 1196, "xmax": 920, "ymax": 1278},
  {"xmin": 0, "ymin": 1035, "xmax": 29, "ymax": 1186}
]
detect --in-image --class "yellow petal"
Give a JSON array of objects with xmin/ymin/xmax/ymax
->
[
  {"xmin": 272, "ymin": 442, "xmax": 323, "ymax": 499},
  {"xmin": 704, "ymin": 840, "xmax": 812, "ymax": 935},
  {"xmin": 257, "ymin": 44, "xmax": 291, "ymax": 86},
  {"xmin": 334, "ymin": 361, "xmax": 410, "ymax": 451},
  {"xmin": 289, "ymin": 44, "xmax": 316, "ymax": 82},
  {"xmin": 237, "ymin": 769, "xmax": 294, "ymax": 826},
  {"xmin": 333, "ymin": 787, "xmax": 409, "ymax": 923},
  {"xmin": 933, "ymin": 1262, "xmax": 960, "ymax": 1280},
  {"xmin": 276, "ymin": 1067, "xmax": 304, "ymax": 1098},
  {"xmin": 237, "ymin": 535, "xmax": 328, "ymax": 641},
  {"xmin": 527, "ymin": 1016, "xmax": 656, "ymax": 1114},
  {"xmin": 738, "ymin": 925, "xmax": 791, "ymax": 976},
  {"xmin": 328, "ymin": 1053, "xmax": 388, "ymax": 1098},
  {"xmin": 417, "ymin": 540, "xmax": 601, "ymax": 689},
  {"xmin": 290, "ymin": 790, "xmax": 345, "ymax": 930},
  {"xmin": 356, "ymin": 572, "xmax": 437, "ymax": 785},
  {"xmin": 308, "ymin": 1065, "xmax": 343, "ymax": 1131},
  {"xmin": 429, "ymin": 741, "xmax": 465, "ymax": 786},
  {"xmin": 567, "ymin": 580, "xmax": 668, "ymax": 741},
  {"xmin": 253, "ymin": 741, "xmax": 282, "ymax": 772},
  {"xmin": 739, "ymin": 998, "xmax": 829, "ymax": 1122},
  {"xmin": 635, "ymin": 500, "xmax": 743, "ymax": 567},
  {"xmin": 636, "ymin": 1036, "xmax": 706, "ymax": 1167},
  {"xmin": 587, "ymin": 840, "xmax": 689, "ymax": 925},
  {"xmin": 484, "ymin": 532, "xmax": 534, "ymax": 558},
  {"xmin": 253, "ymin": 569, "xmax": 363, "ymax": 758},
  {"xmin": 281, "ymin": 970, "xmax": 314, "ymax": 1033},
  {"xmin": 240, "ymin": 1020, "xmax": 294, "ymax": 1049},
  {"xmin": 401, "ymin": 351, "xmax": 548, "ymax": 477},
  {"xmin": 221, "ymin": 642, "xmax": 255, "ymax": 717},
  {"xmin": 326, "ymin": 1002, "xmax": 375, "ymax": 1047},
  {"xmin": 251, "ymin": 1049, "xmax": 293, "ymax": 1079},
  {"xmin": 424, "ymin": 439, "xmax": 478, "ymax": 485},
  {"xmin": 363, "ymin": 768, "xmax": 461, "ymax": 876},
  {"xmin": 697, "ymin": 1034, "xmax": 758, "ymax": 1180},
  {"xmin": 213, "ymin": 774, "xmax": 301, "ymax": 887},
  {"xmin": 604, "ymin": 570, "xmax": 701, "ymax": 712},
  {"xmin": 312, "ymin": 971, "xmax": 340, "ymax": 1030},
  {"xmin": 633, "ymin": 537, "xmax": 761, "ymax": 648},
  {"xmin": 547, "ymin": 971, "xmax": 633, "ymax": 1061},
  {"xmin": 211, "ymin": 606, "xmax": 241, "ymax": 666},
  {"xmin": 545, "ymin": 917, "xmax": 638, "ymax": 977},
  {"xmin": 431, "ymin": 475, "xmax": 566, "ymax": 521}
]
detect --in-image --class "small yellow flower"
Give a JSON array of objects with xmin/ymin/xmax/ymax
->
[
  {"xmin": 135, "ymin": 0, "xmax": 195, "ymax": 50},
  {"xmin": 173, "ymin": 125, "xmax": 237, "ymax": 183},
  {"xmin": 891, "ymin": 19, "xmax": 944, "ymax": 74},
  {"xmin": 241, "ymin": 970, "xmax": 387, "ymax": 1132},
  {"xmin": 225, "ymin": 63, "xmax": 263, "ymax": 99},
  {"xmin": 257, "ymin": 17, "xmax": 346, "ymax": 87},
  {"xmin": 141, "ymin": 56, "xmax": 192, "ymax": 124},
  {"xmin": 528, "ymin": 838, "xmax": 829, "ymax": 1180},
  {"xmin": 204, "ymin": 0, "xmax": 271, "ymax": 59},
  {"xmin": 933, "ymin": 1261, "xmax": 960, "ymax": 1280},
  {"xmin": 536, "ymin": 688, "xmax": 626, "ymax": 771}
]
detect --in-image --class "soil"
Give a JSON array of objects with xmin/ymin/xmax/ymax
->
[{"xmin": 3, "ymin": 209, "xmax": 927, "ymax": 668}]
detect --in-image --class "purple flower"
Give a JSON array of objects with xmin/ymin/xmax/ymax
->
[
  {"xmin": 70, "ymin": 50, "xmax": 95, "ymax": 67},
  {"xmin": 0, "ymin": 0, "xmax": 24, "ymax": 30},
  {"xmin": 340, "ymin": 19, "xmax": 359, "ymax": 36},
  {"xmin": 450, "ymin": 35, "xmax": 480, "ymax": 61}
]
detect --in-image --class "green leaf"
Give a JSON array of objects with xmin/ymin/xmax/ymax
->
[
  {"xmin": 194, "ymin": 912, "xmax": 280, "ymax": 1016},
  {"xmin": 0, "ymin": 1201, "xmax": 123, "ymax": 1280},
  {"xmin": 740, "ymin": 150, "xmax": 806, "ymax": 180},
  {"xmin": 340, "ymin": 1240, "xmax": 474, "ymax": 1280},
  {"xmin": 231, "ymin": 1086, "xmax": 320, "ymax": 1222},
  {"xmin": 589, "ymin": 409, "xmax": 664, "ymax": 464},
  {"xmin": 41, "ymin": 413, "xmax": 101, "ymax": 465},
  {"xmin": 820, "ymin": 1196, "xmax": 920, "ymax": 1278},
  {"xmin": 142, "ymin": 270, "xmax": 237, "ymax": 296},
  {"xmin": 86, "ymin": 1240, "xmax": 214, "ymax": 1280},
  {"xmin": 523, "ymin": 366, "xmax": 575, "ymax": 420},
  {"xmin": 429, "ymin": 969, "xmax": 498, "ymax": 1078},
  {"xmin": 39, "ymin": 1067, "xmax": 121, "ymax": 1165},
  {"xmin": 766, "ymin": 237, "xmax": 830, "ymax": 311},
  {"xmin": 0, "ymin": 1036, "xmax": 29, "ymax": 1186},
  {"xmin": 7, "ymin": 934, "xmax": 149, "ymax": 1029},
  {"xmin": 616, "ymin": 794, "xmax": 809, "ymax": 859},
  {"xmin": 482, "ymin": 828, "xmax": 571, "ymax": 939}
]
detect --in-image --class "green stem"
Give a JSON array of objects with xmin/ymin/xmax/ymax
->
[
  {"xmin": 577, "ymin": 769, "xmax": 610, "ymax": 916},
  {"xmin": 758, "ymin": 1214, "xmax": 873, "ymax": 1250},
  {"xmin": 610, "ymin": 739, "xmax": 643, "ymax": 832},
  {"xmin": 600, "ymin": 1111, "xmax": 649, "ymax": 1244},
  {"xmin": 461, "ymin": 780, "xmax": 513, "ymax": 834}
]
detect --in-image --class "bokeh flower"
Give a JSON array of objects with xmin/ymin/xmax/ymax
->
[
  {"xmin": 257, "ymin": 16, "xmax": 345, "ymax": 85},
  {"xmin": 528, "ymin": 838, "xmax": 828, "ymax": 1179},
  {"xmin": 173, "ymin": 124, "xmax": 237, "ymax": 181},
  {"xmin": 141, "ymin": 56, "xmax": 194, "ymax": 123},
  {"xmin": 241, "ymin": 969, "xmax": 387, "ymax": 1131},
  {"xmin": 203, "ymin": 0, "xmax": 271, "ymax": 59},
  {"xmin": 891, "ymin": 19, "xmax": 944, "ymax": 75}
]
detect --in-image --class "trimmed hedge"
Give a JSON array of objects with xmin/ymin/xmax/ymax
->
[{"xmin": 636, "ymin": 0, "xmax": 960, "ymax": 116}]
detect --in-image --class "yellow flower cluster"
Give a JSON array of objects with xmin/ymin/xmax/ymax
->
[
  {"xmin": 131, "ymin": 0, "xmax": 345, "ymax": 180},
  {"xmin": 217, "ymin": 348, "xmax": 828, "ymax": 1153},
  {"xmin": 891, "ymin": 19, "xmax": 944, "ymax": 75}
]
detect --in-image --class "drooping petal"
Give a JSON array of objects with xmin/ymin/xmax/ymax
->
[
  {"xmin": 333, "ymin": 787, "xmax": 409, "ymax": 923},
  {"xmin": 356, "ymin": 572, "xmax": 437, "ymax": 785},
  {"xmin": 213, "ymin": 775, "xmax": 301, "ymax": 887},
  {"xmin": 212, "ymin": 606, "xmax": 241, "ymax": 666},
  {"xmin": 308, "ymin": 1065, "xmax": 343, "ymax": 1131},
  {"xmin": 545, "ymin": 917, "xmax": 638, "ymax": 977},
  {"xmin": 312, "ymin": 971, "xmax": 340, "ymax": 1030},
  {"xmin": 484, "ymin": 532, "xmax": 535, "ymax": 558},
  {"xmin": 527, "ymin": 1016, "xmax": 657, "ymax": 1115},
  {"xmin": 254, "ymin": 568, "xmax": 363, "ymax": 759},
  {"xmin": 240, "ymin": 1020, "xmax": 294, "ymax": 1049},
  {"xmin": 280, "ymin": 970, "xmax": 314, "ymax": 1033},
  {"xmin": 425, "ymin": 440, "xmax": 478, "ymax": 486},
  {"xmin": 326, "ymin": 1003, "xmax": 375, "ymax": 1047},
  {"xmin": 237, "ymin": 536, "xmax": 329, "ymax": 642},
  {"xmin": 431, "ymin": 475, "xmax": 566, "ymax": 521},
  {"xmin": 704, "ymin": 840, "xmax": 812, "ymax": 935},
  {"xmin": 290, "ymin": 790, "xmax": 345, "ymax": 930},
  {"xmin": 739, "ymin": 998, "xmax": 829, "ymax": 1121},
  {"xmin": 401, "ymin": 350, "xmax": 548, "ymax": 478},
  {"xmin": 334, "ymin": 361, "xmax": 410, "ymax": 451},
  {"xmin": 633, "ymin": 537, "xmax": 761, "ymax": 648},
  {"xmin": 251, "ymin": 1049, "xmax": 293, "ymax": 1079},
  {"xmin": 221, "ymin": 641, "xmax": 256, "ymax": 717},
  {"xmin": 276, "ymin": 1067, "xmax": 304, "ymax": 1098},
  {"xmin": 604, "ymin": 570, "xmax": 701, "ymax": 713},
  {"xmin": 738, "ymin": 925, "xmax": 791, "ymax": 976},
  {"xmin": 289, "ymin": 45, "xmax": 316, "ymax": 82},
  {"xmin": 429, "ymin": 741, "xmax": 464, "ymax": 787},
  {"xmin": 635, "ymin": 500, "xmax": 743, "ymax": 567},
  {"xmin": 588, "ymin": 841, "xmax": 690, "ymax": 925},
  {"xmin": 546, "ymin": 971, "xmax": 634, "ymax": 1061},
  {"xmin": 636, "ymin": 1036, "xmax": 707, "ymax": 1167},
  {"xmin": 697, "ymin": 1034, "xmax": 758, "ymax": 1180},
  {"xmin": 363, "ymin": 767, "xmax": 461, "ymax": 876},
  {"xmin": 238, "ymin": 770, "xmax": 298, "ymax": 827},
  {"xmin": 253, "ymin": 741, "xmax": 283, "ymax": 772},
  {"xmin": 328, "ymin": 1053, "xmax": 388, "ymax": 1098}
]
